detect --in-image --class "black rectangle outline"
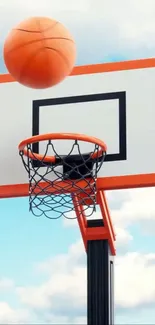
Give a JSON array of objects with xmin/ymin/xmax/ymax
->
[{"xmin": 32, "ymin": 91, "xmax": 126, "ymax": 167}]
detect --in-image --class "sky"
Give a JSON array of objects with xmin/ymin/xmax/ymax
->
[{"xmin": 0, "ymin": 0, "xmax": 155, "ymax": 323}]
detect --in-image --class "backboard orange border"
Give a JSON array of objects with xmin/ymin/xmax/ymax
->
[{"xmin": 0, "ymin": 57, "xmax": 155, "ymax": 198}]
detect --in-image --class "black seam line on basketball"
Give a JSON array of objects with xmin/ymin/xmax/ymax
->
[
  {"xmin": 13, "ymin": 21, "xmax": 59, "ymax": 34},
  {"xmin": 45, "ymin": 47, "xmax": 71, "ymax": 67},
  {"xmin": 5, "ymin": 37, "xmax": 75, "ymax": 55}
]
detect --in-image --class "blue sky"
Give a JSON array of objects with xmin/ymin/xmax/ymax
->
[{"xmin": 0, "ymin": 0, "xmax": 155, "ymax": 323}]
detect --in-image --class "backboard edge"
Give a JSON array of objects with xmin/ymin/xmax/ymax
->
[{"xmin": 0, "ymin": 57, "xmax": 155, "ymax": 84}]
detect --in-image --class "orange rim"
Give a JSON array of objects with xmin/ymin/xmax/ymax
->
[{"xmin": 18, "ymin": 133, "xmax": 107, "ymax": 163}]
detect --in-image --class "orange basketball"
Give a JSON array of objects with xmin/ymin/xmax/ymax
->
[{"xmin": 3, "ymin": 17, "xmax": 76, "ymax": 89}]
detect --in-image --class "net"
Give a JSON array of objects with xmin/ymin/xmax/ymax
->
[{"xmin": 19, "ymin": 136, "xmax": 106, "ymax": 219}]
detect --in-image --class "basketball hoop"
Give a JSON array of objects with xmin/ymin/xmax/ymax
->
[{"xmin": 18, "ymin": 133, "xmax": 107, "ymax": 219}]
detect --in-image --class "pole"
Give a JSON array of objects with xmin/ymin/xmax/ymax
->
[{"xmin": 87, "ymin": 219, "xmax": 114, "ymax": 325}]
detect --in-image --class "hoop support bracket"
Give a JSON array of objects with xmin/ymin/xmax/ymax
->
[{"xmin": 72, "ymin": 190, "xmax": 116, "ymax": 255}]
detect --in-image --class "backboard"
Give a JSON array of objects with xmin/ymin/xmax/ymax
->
[{"xmin": 0, "ymin": 58, "xmax": 155, "ymax": 198}]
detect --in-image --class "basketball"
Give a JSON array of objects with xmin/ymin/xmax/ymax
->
[{"xmin": 3, "ymin": 17, "xmax": 76, "ymax": 89}]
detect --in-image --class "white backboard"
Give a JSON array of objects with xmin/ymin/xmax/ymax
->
[{"xmin": 0, "ymin": 59, "xmax": 155, "ymax": 197}]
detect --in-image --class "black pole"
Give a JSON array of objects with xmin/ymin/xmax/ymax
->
[{"xmin": 87, "ymin": 219, "xmax": 114, "ymax": 325}]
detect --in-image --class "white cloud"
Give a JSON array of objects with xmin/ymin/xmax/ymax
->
[
  {"xmin": 108, "ymin": 188, "xmax": 155, "ymax": 232},
  {"xmin": 116, "ymin": 252, "xmax": 155, "ymax": 308},
  {"xmin": 0, "ymin": 277, "xmax": 14, "ymax": 291},
  {"xmin": 37, "ymin": 240, "xmax": 85, "ymax": 275},
  {"xmin": 17, "ymin": 266, "xmax": 87, "ymax": 321},
  {"xmin": 18, "ymin": 240, "xmax": 86, "ymax": 312},
  {"xmin": 115, "ymin": 227, "xmax": 133, "ymax": 249},
  {"xmin": 0, "ymin": 302, "xmax": 30, "ymax": 324}
]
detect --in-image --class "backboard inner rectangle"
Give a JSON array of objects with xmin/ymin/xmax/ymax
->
[{"xmin": 32, "ymin": 91, "xmax": 126, "ymax": 162}]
